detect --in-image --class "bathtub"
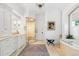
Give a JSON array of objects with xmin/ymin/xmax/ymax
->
[{"xmin": 60, "ymin": 39, "xmax": 79, "ymax": 56}]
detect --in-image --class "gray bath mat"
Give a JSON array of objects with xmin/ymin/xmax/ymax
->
[{"xmin": 19, "ymin": 44, "xmax": 49, "ymax": 56}]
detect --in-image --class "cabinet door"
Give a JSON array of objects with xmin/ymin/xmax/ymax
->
[
  {"xmin": 1, "ymin": 38, "xmax": 10, "ymax": 56},
  {"xmin": 0, "ymin": 8, "xmax": 4, "ymax": 34},
  {"xmin": 18, "ymin": 36, "xmax": 22, "ymax": 48},
  {"xmin": 8, "ymin": 37, "xmax": 17, "ymax": 55},
  {"xmin": 18, "ymin": 36, "xmax": 26, "ymax": 49},
  {"xmin": 21, "ymin": 35, "xmax": 26, "ymax": 44},
  {"xmin": 13, "ymin": 37, "xmax": 18, "ymax": 50},
  {"xmin": 1, "ymin": 37, "xmax": 17, "ymax": 56}
]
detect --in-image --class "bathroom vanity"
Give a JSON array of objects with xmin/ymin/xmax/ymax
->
[
  {"xmin": 0, "ymin": 4, "xmax": 27, "ymax": 56},
  {"xmin": 0, "ymin": 34, "xmax": 27, "ymax": 56}
]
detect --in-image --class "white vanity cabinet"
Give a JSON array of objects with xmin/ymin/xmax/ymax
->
[
  {"xmin": 0, "ymin": 37, "xmax": 11, "ymax": 56},
  {"xmin": 0, "ymin": 35, "xmax": 26, "ymax": 56},
  {"xmin": 18, "ymin": 36, "xmax": 22, "ymax": 49},
  {"xmin": 13, "ymin": 36, "xmax": 18, "ymax": 51},
  {"xmin": 0, "ymin": 37, "xmax": 17, "ymax": 56},
  {"xmin": 21, "ymin": 35, "xmax": 26, "ymax": 44},
  {"xmin": 0, "ymin": 5, "xmax": 27, "ymax": 56},
  {"xmin": 18, "ymin": 35, "xmax": 26, "ymax": 49},
  {"xmin": 18, "ymin": 36, "xmax": 23, "ymax": 49},
  {"xmin": 9, "ymin": 36, "xmax": 18, "ymax": 55}
]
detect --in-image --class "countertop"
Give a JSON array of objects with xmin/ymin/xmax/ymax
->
[{"xmin": 0, "ymin": 32, "xmax": 25, "ymax": 41}]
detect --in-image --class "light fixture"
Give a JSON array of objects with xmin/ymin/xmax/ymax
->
[
  {"xmin": 30, "ymin": 18, "xmax": 34, "ymax": 21},
  {"xmin": 36, "ymin": 3, "xmax": 44, "ymax": 8},
  {"xmin": 26, "ymin": 17, "xmax": 35, "ymax": 22}
]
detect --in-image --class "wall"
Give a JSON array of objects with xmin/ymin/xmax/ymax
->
[
  {"xmin": 35, "ymin": 8, "xmax": 45, "ymax": 40},
  {"xmin": 27, "ymin": 4, "xmax": 62, "ymax": 44},
  {"xmin": 26, "ymin": 3, "xmax": 72, "ymax": 44},
  {"xmin": 32, "ymin": 9, "xmax": 62, "ymax": 44},
  {"xmin": 45, "ymin": 10, "xmax": 61, "ymax": 44}
]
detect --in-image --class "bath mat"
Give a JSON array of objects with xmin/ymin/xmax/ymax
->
[{"xmin": 19, "ymin": 44, "xmax": 49, "ymax": 56}]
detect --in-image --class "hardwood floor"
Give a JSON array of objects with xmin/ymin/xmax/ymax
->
[
  {"xmin": 28, "ymin": 40, "xmax": 64, "ymax": 56},
  {"xmin": 46, "ymin": 44, "xmax": 64, "ymax": 56}
]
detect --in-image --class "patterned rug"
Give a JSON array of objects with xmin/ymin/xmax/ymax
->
[{"xmin": 19, "ymin": 44, "xmax": 49, "ymax": 56}]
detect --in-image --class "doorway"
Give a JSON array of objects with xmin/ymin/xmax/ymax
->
[{"xmin": 27, "ymin": 17, "xmax": 36, "ymax": 44}]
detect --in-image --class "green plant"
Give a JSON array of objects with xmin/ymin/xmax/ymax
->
[{"xmin": 66, "ymin": 34, "xmax": 74, "ymax": 39}]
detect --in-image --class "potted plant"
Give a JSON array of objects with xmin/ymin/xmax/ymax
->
[{"xmin": 66, "ymin": 34, "xmax": 74, "ymax": 39}]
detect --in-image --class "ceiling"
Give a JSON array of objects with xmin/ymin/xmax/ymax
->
[{"xmin": 4, "ymin": 3, "xmax": 74, "ymax": 17}]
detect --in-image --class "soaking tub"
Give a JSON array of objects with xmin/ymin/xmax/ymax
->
[{"xmin": 60, "ymin": 39, "xmax": 79, "ymax": 56}]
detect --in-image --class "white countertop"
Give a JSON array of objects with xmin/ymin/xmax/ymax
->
[{"xmin": 0, "ymin": 33, "xmax": 26, "ymax": 41}]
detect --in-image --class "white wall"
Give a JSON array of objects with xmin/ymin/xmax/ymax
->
[
  {"xmin": 45, "ymin": 10, "xmax": 61, "ymax": 44},
  {"xmin": 35, "ymin": 9, "xmax": 45, "ymax": 40},
  {"xmin": 32, "ymin": 9, "xmax": 62, "ymax": 44},
  {"xmin": 27, "ymin": 4, "xmax": 63, "ymax": 44},
  {"xmin": 24, "ymin": 3, "xmax": 73, "ymax": 44}
]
